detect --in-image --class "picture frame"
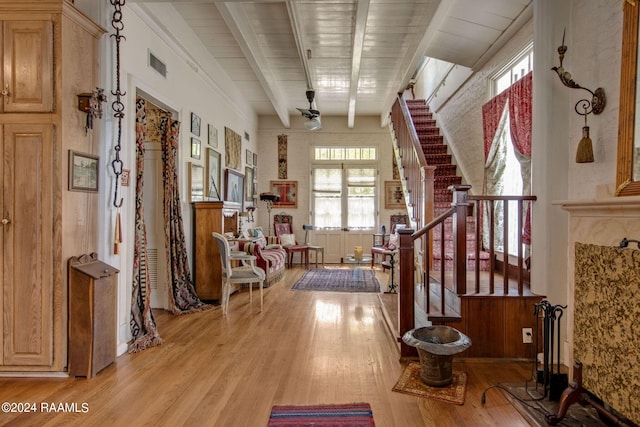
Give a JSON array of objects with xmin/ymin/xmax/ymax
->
[
  {"xmin": 384, "ymin": 180, "xmax": 405, "ymax": 209},
  {"xmin": 225, "ymin": 126, "xmax": 242, "ymax": 170},
  {"xmin": 271, "ymin": 180, "xmax": 297, "ymax": 208},
  {"xmin": 69, "ymin": 150, "xmax": 99, "ymax": 192},
  {"xmin": 191, "ymin": 137, "xmax": 201, "ymax": 159},
  {"xmin": 245, "ymin": 166, "xmax": 254, "ymax": 201},
  {"xmin": 225, "ymin": 168, "xmax": 244, "ymax": 207},
  {"xmin": 206, "ymin": 148, "xmax": 221, "ymax": 200},
  {"xmin": 246, "ymin": 149, "xmax": 252, "ymax": 166},
  {"xmin": 208, "ymin": 124, "xmax": 218, "ymax": 148},
  {"xmin": 191, "ymin": 112, "xmax": 201, "ymax": 136},
  {"xmin": 189, "ymin": 163, "xmax": 205, "ymax": 203}
]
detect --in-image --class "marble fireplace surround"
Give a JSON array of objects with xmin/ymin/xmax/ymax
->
[{"xmin": 558, "ymin": 196, "xmax": 640, "ymax": 424}]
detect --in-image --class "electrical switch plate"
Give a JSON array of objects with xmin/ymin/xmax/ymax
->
[{"xmin": 522, "ymin": 327, "xmax": 533, "ymax": 344}]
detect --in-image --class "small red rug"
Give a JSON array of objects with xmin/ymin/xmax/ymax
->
[
  {"xmin": 392, "ymin": 362, "xmax": 467, "ymax": 405},
  {"xmin": 267, "ymin": 402, "xmax": 375, "ymax": 426}
]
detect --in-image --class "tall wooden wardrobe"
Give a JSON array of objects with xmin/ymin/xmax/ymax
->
[{"xmin": 0, "ymin": 1, "xmax": 105, "ymax": 373}]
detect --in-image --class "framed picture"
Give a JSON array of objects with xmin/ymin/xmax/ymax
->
[
  {"xmin": 189, "ymin": 163, "xmax": 205, "ymax": 202},
  {"xmin": 121, "ymin": 169, "xmax": 130, "ymax": 187},
  {"xmin": 225, "ymin": 168, "xmax": 244, "ymax": 207},
  {"xmin": 208, "ymin": 124, "xmax": 218, "ymax": 148},
  {"xmin": 191, "ymin": 137, "xmax": 201, "ymax": 159},
  {"xmin": 225, "ymin": 126, "xmax": 241, "ymax": 169},
  {"xmin": 384, "ymin": 181, "xmax": 405, "ymax": 209},
  {"xmin": 245, "ymin": 166, "xmax": 254, "ymax": 201},
  {"xmin": 69, "ymin": 150, "xmax": 99, "ymax": 192},
  {"xmin": 206, "ymin": 148, "xmax": 221, "ymax": 200},
  {"xmin": 253, "ymin": 152, "xmax": 257, "ymax": 167},
  {"xmin": 191, "ymin": 112, "xmax": 201, "ymax": 136},
  {"xmin": 271, "ymin": 180, "xmax": 297, "ymax": 208},
  {"xmin": 246, "ymin": 149, "xmax": 252, "ymax": 166}
]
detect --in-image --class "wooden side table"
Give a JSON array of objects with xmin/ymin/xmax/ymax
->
[{"xmin": 307, "ymin": 245, "xmax": 324, "ymax": 267}]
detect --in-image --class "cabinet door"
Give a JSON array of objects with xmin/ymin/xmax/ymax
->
[
  {"xmin": 2, "ymin": 21, "xmax": 54, "ymax": 113},
  {"xmin": 2, "ymin": 124, "xmax": 54, "ymax": 366}
]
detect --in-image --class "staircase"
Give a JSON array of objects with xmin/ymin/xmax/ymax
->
[{"xmin": 405, "ymin": 99, "xmax": 490, "ymax": 271}]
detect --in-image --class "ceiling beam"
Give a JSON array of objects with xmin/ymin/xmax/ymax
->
[
  {"xmin": 347, "ymin": 0, "xmax": 370, "ymax": 128},
  {"xmin": 217, "ymin": 2, "xmax": 291, "ymax": 127}
]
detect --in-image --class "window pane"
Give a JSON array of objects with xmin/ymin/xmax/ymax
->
[
  {"xmin": 315, "ymin": 194, "xmax": 342, "ymax": 228},
  {"xmin": 347, "ymin": 168, "xmax": 376, "ymax": 186},
  {"xmin": 348, "ymin": 186, "xmax": 375, "ymax": 229},
  {"xmin": 313, "ymin": 168, "xmax": 341, "ymax": 192}
]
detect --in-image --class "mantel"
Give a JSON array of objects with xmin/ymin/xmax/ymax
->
[{"xmin": 554, "ymin": 196, "xmax": 640, "ymax": 216}]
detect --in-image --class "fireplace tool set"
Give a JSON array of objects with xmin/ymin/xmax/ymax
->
[{"xmin": 527, "ymin": 300, "xmax": 568, "ymax": 402}]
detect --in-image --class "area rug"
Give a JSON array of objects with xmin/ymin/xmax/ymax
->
[
  {"xmin": 267, "ymin": 403, "xmax": 375, "ymax": 426},
  {"xmin": 292, "ymin": 268, "xmax": 380, "ymax": 293},
  {"xmin": 392, "ymin": 362, "xmax": 467, "ymax": 405}
]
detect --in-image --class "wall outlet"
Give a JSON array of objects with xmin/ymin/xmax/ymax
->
[{"xmin": 522, "ymin": 328, "xmax": 533, "ymax": 344}]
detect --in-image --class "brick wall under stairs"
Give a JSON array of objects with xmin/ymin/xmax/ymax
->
[{"xmin": 405, "ymin": 99, "xmax": 490, "ymax": 271}]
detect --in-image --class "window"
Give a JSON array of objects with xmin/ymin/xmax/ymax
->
[
  {"xmin": 493, "ymin": 43, "xmax": 533, "ymax": 96},
  {"xmin": 485, "ymin": 43, "xmax": 533, "ymax": 256},
  {"xmin": 311, "ymin": 147, "xmax": 378, "ymax": 230}
]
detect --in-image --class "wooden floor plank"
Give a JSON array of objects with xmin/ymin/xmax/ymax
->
[{"xmin": 0, "ymin": 265, "xmax": 535, "ymax": 426}]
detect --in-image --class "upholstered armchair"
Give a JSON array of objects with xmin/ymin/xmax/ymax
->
[{"xmin": 273, "ymin": 213, "xmax": 309, "ymax": 268}]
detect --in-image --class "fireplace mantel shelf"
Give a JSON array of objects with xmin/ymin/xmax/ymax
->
[{"xmin": 554, "ymin": 196, "xmax": 640, "ymax": 216}]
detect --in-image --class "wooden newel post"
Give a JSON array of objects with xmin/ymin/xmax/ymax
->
[
  {"xmin": 398, "ymin": 228, "xmax": 417, "ymax": 359},
  {"xmin": 451, "ymin": 185, "xmax": 471, "ymax": 296}
]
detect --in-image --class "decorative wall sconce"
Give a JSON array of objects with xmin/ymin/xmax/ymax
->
[
  {"xmin": 551, "ymin": 30, "xmax": 603, "ymax": 163},
  {"xmin": 551, "ymin": 30, "xmax": 606, "ymax": 116},
  {"xmin": 77, "ymin": 88, "xmax": 107, "ymax": 134}
]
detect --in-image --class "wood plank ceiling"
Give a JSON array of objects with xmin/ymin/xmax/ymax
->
[{"xmin": 131, "ymin": 0, "xmax": 532, "ymax": 128}]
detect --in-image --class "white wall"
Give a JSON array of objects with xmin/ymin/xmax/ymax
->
[
  {"xmin": 84, "ymin": 2, "xmax": 259, "ymax": 354},
  {"xmin": 257, "ymin": 115, "xmax": 398, "ymax": 241}
]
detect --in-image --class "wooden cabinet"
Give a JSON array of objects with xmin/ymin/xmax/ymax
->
[
  {"xmin": 2, "ymin": 20, "xmax": 54, "ymax": 113},
  {"xmin": 1, "ymin": 124, "xmax": 55, "ymax": 366},
  {"xmin": 0, "ymin": 3, "xmax": 105, "ymax": 373},
  {"xmin": 68, "ymin": 254, "xmax": 118, "ymax": 378},
  {"xmin": 193, "ymin": 201, "xmax": 238, "ymax": 301}
]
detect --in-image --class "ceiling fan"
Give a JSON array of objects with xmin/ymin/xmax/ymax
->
[{"xmin": 296, "ymin": 89, "xmax": 321, "ymax": 130}]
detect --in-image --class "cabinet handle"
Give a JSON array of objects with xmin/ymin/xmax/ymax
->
[
  {"xmin": 1, "ymin": 218, "xmax": 10, "ymax": 225},
  {"xmin": 1, "ymin": 84, "xmax": 9, "ymax": 97}
]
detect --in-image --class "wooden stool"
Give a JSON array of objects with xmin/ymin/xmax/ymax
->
[{"xmin": 307, "ymin": 245, "xmax": 324, "ymax": 268}]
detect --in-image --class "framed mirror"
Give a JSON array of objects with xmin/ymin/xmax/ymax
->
[{"xmin": 617, "ymin": 1, "xmax": 640, "ymax": 196}]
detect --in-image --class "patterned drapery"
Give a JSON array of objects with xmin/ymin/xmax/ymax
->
[
  {"xmin": 129, "ymin": 98, "xmax": 163, "ymax": 352},
  {"xmin": 481, "ymin": 72, "xmax": 533, "ymax": 250},
  {"xmin": 160, "ymin": 117, "xmax": 211, "ymax": 314}
]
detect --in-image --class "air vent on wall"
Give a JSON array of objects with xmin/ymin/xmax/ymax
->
[{"xmin": 148, "ymin": 50, "xmax": 167, "ymax": 78}]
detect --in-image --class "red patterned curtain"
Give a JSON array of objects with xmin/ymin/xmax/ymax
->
[
  {"xmin": 129, "ymin": 97, "xmax": 163, "ymax": 352},
  {"xmin": 160, "ymin": 117, "xmax": 211, "ymax": 314},
  {"xmin": 481, "ymin": 72, "xmax": 533, "ymax": 249}
]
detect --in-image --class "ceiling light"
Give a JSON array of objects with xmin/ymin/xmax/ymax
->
[{"xmin": 304, "ymin": 117, "xmax": 322, "ymax": 131}]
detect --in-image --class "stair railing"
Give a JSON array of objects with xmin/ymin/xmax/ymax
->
[{"xmin": 390, "ymin": 95, "xmax": 434, "ymax": 229}]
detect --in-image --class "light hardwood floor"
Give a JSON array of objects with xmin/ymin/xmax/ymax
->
[{"xmin": 0, "ymin": 266, "xmax": 536, "ymax": 426}]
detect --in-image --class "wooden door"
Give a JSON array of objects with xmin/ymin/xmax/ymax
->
[
  {"xmin": 2, "ymin": 20, "xmax": 53, "ymax": 113},
  {"xmin": 2, "ymin": 124, "xmax": 54, "ymax": 366}
]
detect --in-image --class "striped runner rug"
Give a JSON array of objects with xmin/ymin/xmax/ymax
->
[{"xmin": 267, "ymin": 403, "xmax": 375, "ymax": 426}]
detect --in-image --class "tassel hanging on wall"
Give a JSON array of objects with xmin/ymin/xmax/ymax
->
[
  {"xmin": 576, "ymin": 109, "xmax": 594, "ymax": 163},
  {"xmin": 114, "ymin": 210, "xmax": 123, "ymax": 254}
]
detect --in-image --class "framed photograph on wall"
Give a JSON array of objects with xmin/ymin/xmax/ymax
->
[
  {"xmin": 245, "ymin": 166, "xmax": 254, "ymax": 202},
  {"xmin": 191, "ymin": 112, "xmax": 201, "ymax": 136},
  {"xmin": 191, "ymin": 137, "xmax": 201, "ymax": 159},
  {"xmin": 225, "ymin": 168, "xmax": 244, "ymax": 207},
  {"xmin": 206, "ymin": 148, "xmax": 221, "ymax": 200},
  {"xmin": 189, "ymin": 163, "xmax": 205, "ymax": 202},
  {"xmin": 271, "ymin": 180, "xmax": 297, "ymax": 208},
  {"xmin": 208, "ymin": 124, "xmax": 218, "ymax": 148},
  {"xmin": 384, "ymin": 180, "xmax": 405, "ymax": 209},
  {"xmin": 69, "ymin": 150, "xmax": 99, "ymax": 192}
]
